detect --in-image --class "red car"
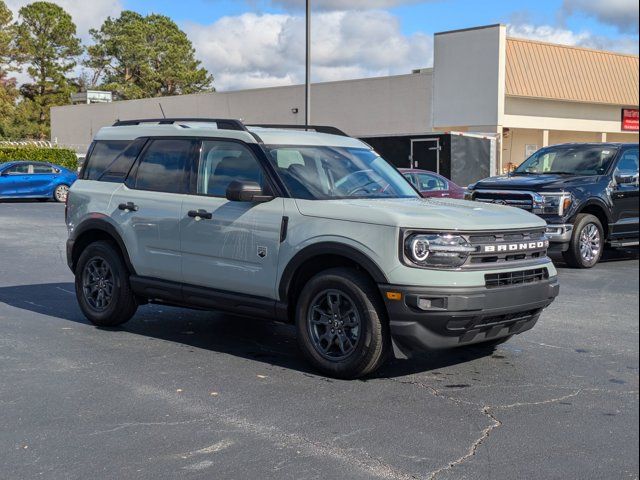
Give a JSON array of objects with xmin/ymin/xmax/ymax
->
[{"xmin": 399, "ymin": 168, "xmax": 465, "ymax": 199}]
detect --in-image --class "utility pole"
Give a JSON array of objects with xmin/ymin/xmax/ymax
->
[{"xmin": 305, "ymin": 0, "xmax": 311, "ymax": 129}]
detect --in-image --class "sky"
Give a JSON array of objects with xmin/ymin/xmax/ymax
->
[{"xmin": 4, "ymin": 0, "xmax": 640, "ymax": 91}]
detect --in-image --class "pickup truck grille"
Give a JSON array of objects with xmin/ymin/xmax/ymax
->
[
  {"xmin": 485, "ymin": 268, "xmax": 549, "ymax": 288},
  {"xmin": 462, "ymin": 229, "xmax": 549, "ymax": 267},
  {"xmin": 473, "ymin": 190, "xmax": 535, "ymax": 211}
]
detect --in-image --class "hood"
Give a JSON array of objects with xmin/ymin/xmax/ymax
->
[
  {"xmin": 295, "ymin": 197, "xmax": 547, "ymax": 231},
  {"xmin": 473, "ymin": 174, "xmax": 600, "ymax": 191}
]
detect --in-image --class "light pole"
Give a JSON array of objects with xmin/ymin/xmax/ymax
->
[{"xmin": 305, "ymin": 0, "xmax": 311, "ymax": 129}]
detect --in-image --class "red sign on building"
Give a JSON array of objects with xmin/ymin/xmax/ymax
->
[{"xmin": 621, "ymin": 108, "xmax": 639, "ymax": 132}]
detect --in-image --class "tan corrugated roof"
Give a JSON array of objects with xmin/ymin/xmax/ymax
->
[{"xmin": 505, "ymin": 37, "xmax": 639, "ymax": 106}]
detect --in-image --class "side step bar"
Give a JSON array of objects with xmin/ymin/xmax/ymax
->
[{"xmin": 609, "ymin": 239, "xmax": 640, "ymax": 248}]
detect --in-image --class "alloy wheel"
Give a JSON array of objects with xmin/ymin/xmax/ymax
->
[
  {"xmin": 579, "ymin": 223, "xmax": 601, "ymax": 263},
  {"xmin": 82, "ymin": 257, "xmax": 114, "ymax": 311},
  {"xmin": 307, "ymin": 289, "xmax": 361, "ymax": 361},
  {"xmin": 55, "ymin": 185, "xmax": 69, "ymax": 203}
]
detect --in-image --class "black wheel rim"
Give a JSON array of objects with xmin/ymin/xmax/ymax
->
[
  {"xmin": 82, "ymin": 257, "xmax": 114, "ymax": 311},
  {"xmin": 307, "ymin": 289, "xmax": 361, "ymax": 361}
]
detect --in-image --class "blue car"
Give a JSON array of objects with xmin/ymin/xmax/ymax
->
[{"xmin": 0, "ymin": 161, "xmax": 78, "ymax": 202}]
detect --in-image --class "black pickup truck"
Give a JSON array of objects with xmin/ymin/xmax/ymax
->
[{"xmin": 468, "ymin": 143, "xmax": 639, "ymax": 268}]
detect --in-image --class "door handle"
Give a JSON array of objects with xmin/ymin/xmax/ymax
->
[
  {"xmin": 118, "ymin": 202, "xmax": 138, "ymax": 212},
  {"xmin": 187, "ymin": 209, "xmax": 213, "ymax": 220}
]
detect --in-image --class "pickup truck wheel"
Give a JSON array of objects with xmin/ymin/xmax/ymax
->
[
  {"xmin": 75, "ymin": 241, "xmax": 138, "ymax": 327},
  {"xmin": 296, "ymin": 268, "xmax": 390, "ymax": 379},
  {"xmin": 563, "ymin": 214, "xmax": 604, "ymax": 268}
]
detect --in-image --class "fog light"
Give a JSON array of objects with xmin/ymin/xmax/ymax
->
[{"xmin": 418, "ymin": 298, "xmax": 432, "ymax": 310}]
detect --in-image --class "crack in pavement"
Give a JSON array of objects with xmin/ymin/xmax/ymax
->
[
  {"xmin": 426, "ymin": 406, "xmax": 502, "ymax": 480},
  {"xmin": 391, "ymin": 377, "xmax": 585, "ymax": 480}
]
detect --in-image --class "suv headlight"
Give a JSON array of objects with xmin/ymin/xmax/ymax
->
[
  {"xmin": 404, "ymin": 233, "xmax": 477, "ymax": 268},
  {"xmin": 533, "ymin": 192, "xmax": 572, "ymax": 216}
]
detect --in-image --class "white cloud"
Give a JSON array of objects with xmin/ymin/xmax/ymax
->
[
  {"xmin": 562, "ymin": 0, "xmax": 639, "ymax": 34},
  {"xmin": 507, "ymin": 24, "xmax": 639, "ymax": 55},
  {"xmin": 5, "ymin": 0, "xmax": 123, "ymax": 39},
  {"xmin": 186, "ymin": 10, "xmax": 432, "ymax": 91}
]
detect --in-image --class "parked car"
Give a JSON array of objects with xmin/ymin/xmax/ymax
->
[
  {"xmin": 467, "ymin": 143, "xmax": 639, "ymax": 268},
  {"xmin": 66, "ymin": 118, "xmax": 559, "ymax": 378},
  {"xmin": 399, "ymin": 168, "xmax": 465, "ymax": 199},
  {"xmin": 0, "ymin": 161, "xmax": 77, "ymax": 202}
]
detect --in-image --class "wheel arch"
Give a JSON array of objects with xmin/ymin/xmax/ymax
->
[
  {"xmin": 278, "ymin": 242, "xmax": 388, "ymax": 323},
  {"xmin": 576, "ymin": 199, "xmax": 611, "ymax": 239},
  {"xmin": 70, "ymin": 218, "xmax": 136, "ymax": 274}
]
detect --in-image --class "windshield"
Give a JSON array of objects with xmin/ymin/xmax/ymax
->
[
  {"xmin": 266, "ymin": 145, "xmax": 419, "ymax": 200},
  {"xmin": 514, "ymin": 145, "xmax": 618, "ymax": 176}
]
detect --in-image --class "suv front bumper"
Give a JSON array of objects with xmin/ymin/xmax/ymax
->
[{"xmin": 380, "ymin": 277, "xmax": 559, "ymax": 352}]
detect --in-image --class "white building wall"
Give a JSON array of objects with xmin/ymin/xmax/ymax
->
[
  {"xmin": 432, "ymin": 24, "xmax": 506, "ymax": 131},
  {"xmin": 51, "ymin": 73, "xmax": 432, "ymax": 152}
]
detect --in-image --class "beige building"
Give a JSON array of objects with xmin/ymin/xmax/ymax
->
[
  {"xmin": 431, "ymin": 24, "xmax": 639, "ymax": 172},
  {"xmin": 51, "ymin": 24, "xmax": 639, "ymax": 175}
]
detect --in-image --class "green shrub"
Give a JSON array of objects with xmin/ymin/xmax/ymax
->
[{"xmin": 0, "ymin": 146, "xmax": 78, "ymax": 171}]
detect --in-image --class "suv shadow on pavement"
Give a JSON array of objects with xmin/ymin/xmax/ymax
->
[{"xmin": 0, "ymin": 282, "xmax": 501, "ymax": 380}]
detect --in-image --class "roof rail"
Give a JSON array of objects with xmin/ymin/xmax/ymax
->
[
  {"xmin": 112, "ymin": 118, "xmax": 248, "ymax": 131},
  {"xmin": 247, "ymin": 124, "xmax": 348, "ymax": 137}
]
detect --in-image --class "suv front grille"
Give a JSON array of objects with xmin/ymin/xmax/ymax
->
[
  {"xmin": 463, "ymin": 229, "xmax": 549, "ymax": 267},
  {"xmin": 485, "ymin": 268, "xmax": 549, "ymax": 288},
  {"xmin": 473, "ymin": 190, "xmax": 535, "ymax": 211}
]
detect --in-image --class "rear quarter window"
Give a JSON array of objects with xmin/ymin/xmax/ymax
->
[{"xmin": 82, "ymin": 140, "xmax": 131, "ymax": 180}]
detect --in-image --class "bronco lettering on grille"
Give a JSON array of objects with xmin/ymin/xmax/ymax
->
[{"xmin": 483, "ymin": 241, "xmax": 548, "ymax": 253}]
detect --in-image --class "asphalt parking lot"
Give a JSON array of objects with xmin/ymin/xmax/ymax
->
[{"xmin": 0, "ymin": 201, "xmax": 638, "ymax": 480}]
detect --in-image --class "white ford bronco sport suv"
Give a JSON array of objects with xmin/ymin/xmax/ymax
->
[{"xmin": 66, "ymin": 118, "xmax": 559, "ymax": 378}]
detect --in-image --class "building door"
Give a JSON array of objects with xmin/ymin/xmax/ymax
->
[{"xmin": 410, "ymin": 139, "xmax": 440, "ymax": 173}]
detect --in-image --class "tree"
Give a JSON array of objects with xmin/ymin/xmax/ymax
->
[
  {"xmin": 0, "ymin": 0, "xmax": 17, "ymax": 139},
  {"xmin": 0, "ymin": 0, "xmax": 12, "ymax": 69},
  {"xmin": 13, "ymin": 1, "xmax": 82, "ymax": 139},
  {"xmin": 87, "ymin": 11, "xmax": 213, "ymax": 100}
]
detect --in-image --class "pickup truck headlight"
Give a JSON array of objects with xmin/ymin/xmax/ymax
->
[
  {"xmin": 533, "ymin": 192, "xmax": 572, "ymax": 216},
  {"xmin": 404, "ymin": 233, "xmax": 477, "ymax": 268}
]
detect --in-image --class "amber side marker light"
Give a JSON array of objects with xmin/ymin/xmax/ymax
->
[{"xmin": 386, "ymin": 292, "xmax": 402, "ymax": 301}]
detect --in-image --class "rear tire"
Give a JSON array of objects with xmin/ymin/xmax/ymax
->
[
  {"xmin": 563, "ymin": 214, "xmax": 604, "ymax": 268},
  {"xmin": 295, "ymin": 268, "xmax": 390, "ymax": 379},
  {"xmin": 75, "ymin": 241, "xmax": 137, "ymax": 327}
]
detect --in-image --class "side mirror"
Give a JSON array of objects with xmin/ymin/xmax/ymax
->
[{"xmin": 226, "ymin": 181, "xmax": 274, "ymax": 203}]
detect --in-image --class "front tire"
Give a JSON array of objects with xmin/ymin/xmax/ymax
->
[
  {"xmin": 563, "ymin": 214, "xmax": 604, "ymax": 268},
  {"xmin": 75, "ymin": 241, "xmax": 138, "ymax": 327},
  {"xmin": 296, "ymin": 268, "xmax": 390, "ymax": 379},
  {"xmin": 54, "ymin": 184, "xmax": 69, "ymax": 203}
]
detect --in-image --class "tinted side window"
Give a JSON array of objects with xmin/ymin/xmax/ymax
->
[
  {"xmin": 32, "ymin": 164, "xmax": 55, "ymax": 174},
  {"xmin": 198, "ymin": 141, "xmax": 264, "ymax": 197},
  {"xmin": 83, "ymin": 140, "xmax": 130, "ymax": 180},
  {"xmin": 417, "ymin": 173, "xmax": 447, "ymax": 191},
  {"xmin": 5, "ymin": 163, "xmax": 30, "ymax": 174},
  {"xmin": 133, "ymin": 139, "xmax": 194, "ymax": 193},
  {"xmin": 99, "ymin": 138, "xmax": 147, "ymax": 183},
  {"xmin": 616, "ymin": 149, "xmax": 639, "ymax": 175}
]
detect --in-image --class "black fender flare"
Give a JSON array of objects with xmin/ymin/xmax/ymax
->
[
  {"xmin": 69, "ymin": 216, "xmax": 136, "ymax": 274},
  {"xmin": 278, "ymin": 242, "xmax": 388, "ymax": 301}
]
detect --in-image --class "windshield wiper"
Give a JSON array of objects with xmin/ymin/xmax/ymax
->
[{"xmin": 544, "ymin": 171, "xmax": 575, "ymax": 175}]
